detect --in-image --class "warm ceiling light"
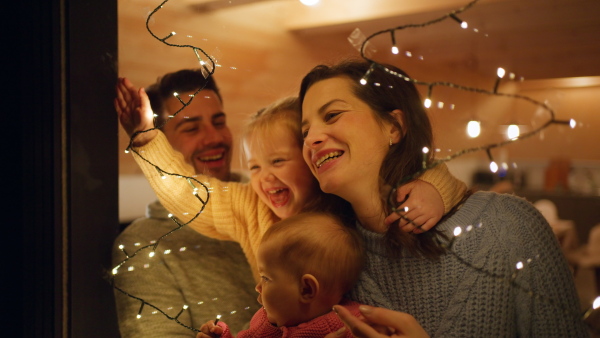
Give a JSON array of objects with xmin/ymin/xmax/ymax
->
[{"xmin": 299, "ymin": 0, "xmax": 320, "ymax": 6}]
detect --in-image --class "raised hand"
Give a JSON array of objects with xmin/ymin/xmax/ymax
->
[{"xmin": 114, "ymin": 77, "xmax": 157, "ymax": 146}]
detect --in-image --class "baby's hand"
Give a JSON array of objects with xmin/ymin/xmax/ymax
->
[
  {"xmin": 385, "ymin": 180, "xmax": 444, "ymax": 234},
  {"xmin": 197, "ymin": 320, "xmax": 224, "ymax": 338}
]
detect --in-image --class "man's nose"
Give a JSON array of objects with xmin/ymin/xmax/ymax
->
[{"xmin": 200, "ymin": 124, "xmax": 224, "ymax": 145}]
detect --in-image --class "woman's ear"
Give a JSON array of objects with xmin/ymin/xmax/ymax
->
[
  {"xmin": 389, "ymin": 109, "xmax": 405, "ymax": 144},
  {"xmin": 299, "ymin": 274, "xmax": 319, "ymax": 303}
]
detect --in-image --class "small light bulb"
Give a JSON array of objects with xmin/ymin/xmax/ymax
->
[
  {"xmin": 569, "ymin": 119, "xmax": 576, "ymax": 128},
  {"xmin": 516, "ymin": 261, "xmax": 524, "ymax": 270},
  {"xmin": 507, "ymin": 124, "xmax": 520, "ymax": 140},
  {"xmin": 460, "ymin": 21, "xmax": 468, "ymax": 29},
  {"xmin": 359, "ymin": 78, "xmax": 367, "ymax": 85},
  {"xmin": 149, "ymin": 252, "xmax": 155, "ymax": 258},
  {"xmin": 424, "ymin": 98, "xmax": 432, "ymax": 108},
  {"xmin": 422, "ymin": 147, "xmax": 430, "ymax": 154},
  {"xmin": 497, "ymin": 67, "xmax": 506, "ymax": 78},
  {"xmin": 136, "ymin": 314, "xmax": 142, "ymax": 319},
  {"xmin": 593, "ymin": 296, "xmax": 600, "ymax": 309},
  {"xmin": 391, "ymin": 46, "xmax": 399, "ymax": 54},
  {"xmin": 467, "ymin": 120, "xmax": 480, "ymax": 138},
  {"xmin": 299, "ymin": 0, "xmax": 319, "ymax": 6},
  {"xmin": 453, "ymin": 227, "xmax": 462, "ymax": 237},
  {"xmin": 490, "ymin": 161, "xmax": 498, "ymax": 173}
]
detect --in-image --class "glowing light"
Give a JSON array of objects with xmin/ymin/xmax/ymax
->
[
  {"xmin": 507, "ymin": 124, "xmax": 520, "ymax": 140},
  {"xmin": 424, "ymin": 98, "xmax": 432, "ymax": 108},
  {"xmin": 453, "ymin": 227, "xmax": 462, "ymax": 237},
  {"xmin": 136, "ymin": 314, "xmax": 142, "ymax": 319},
  {"xmin": 490, "ymin": 161, "xmax": 498, "ymax": 173},
  {"xmin": 118, "ymin": 244, "xmax": 124, "ymax": 250},
  {"xmin": 359, "ymin": 78, "xmax": 367, "ymax": 85},
  {"xmin": 299, "ymin": 0, "xmax": 320, "ymax": 6},
  {"xmin": 516, "ymin": 261, "xmax": 524, "ymax": 270},
  {"xmin": 593, "ymin": 296, "xmax": 600, "ymax": 309},
  {"xmin": 112, "ymin": 268, "xmax": 118, "ymax": 275},
  {"xmin": 437, "ymin": 101, "xmax": 444, "ymax": 109},
  {"xmin": 467, "ymin": 120, "xmax": 481, "ymax": 138},
  {"xmin": 149, "ymin": 251, "xmax": 155, "ymax": 258},
  {"xmin": 422, "ymin": 147, "xmax": 430, "ymax": 154},
  {"xmin": 461, "ymin": 21, "xmax": 468, "ymax": 29},
  {"xmin": 569, "ymin": 119, "xmax": 576, "ymax": 128},
  {"xmin": 391, "ymin": 46, "xmax": 399, "ymax": 54},
  {"xmin": 497, "ymin": 67, "xmax": 506, "ymax": 78}
]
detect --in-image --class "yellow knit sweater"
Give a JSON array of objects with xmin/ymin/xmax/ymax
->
[{"xmin": 133, "ymin": 131, "xmax": 467, "ymax": 281}]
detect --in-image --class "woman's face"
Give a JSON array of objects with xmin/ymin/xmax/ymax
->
[
  {"xmin": 301, "ymin": 77, "xmax": 393, "ymax": 200},
  {"xmin": 244, "ymin": 120, "xmax": 319, "ymax": 220}
]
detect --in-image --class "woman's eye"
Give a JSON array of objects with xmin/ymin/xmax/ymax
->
[
  {"xmin": 249, "ymin": 165, "xmax": 259, "ymax": 171},
  {"xmin": 273, "ymin": 158, "xmax": 285, "ymax": 165},
  {"xmin": 260, "ymin": 276, "xmax": 269, "ymax": 282},
  {"xmin": 182, "ymin": 127, "xmax": 198, "ymax": 133},
  {"xmin": 302, "ymin": 129, "xmax": 309, "ymax": 139},
  {"xmin": 324, "ymin": 111, "xmax": 342, "ymax": 122}
]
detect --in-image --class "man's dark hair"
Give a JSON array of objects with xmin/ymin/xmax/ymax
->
[{"xmin": 145, "ymin": 69, "xmax": 222, "ymax": 127}]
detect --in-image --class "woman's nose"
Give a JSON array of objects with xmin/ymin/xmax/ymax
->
[{"xmin": 303, "ymin": 127, "xmax": 324, "ymax": 149}]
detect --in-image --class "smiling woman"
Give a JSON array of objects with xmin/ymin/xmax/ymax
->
[{"xmin": 297, "ymin": 59, "xmax": 589, "ymax": 336}]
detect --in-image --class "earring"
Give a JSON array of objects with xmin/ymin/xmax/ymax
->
[{"xmin": 389, "ymin": 138, "xmax": 393, "ymax": 146}]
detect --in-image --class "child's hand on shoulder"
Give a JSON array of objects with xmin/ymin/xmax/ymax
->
[{"xmin": 385, "ymin": 180, "xmax": 443, "ymax": 234}]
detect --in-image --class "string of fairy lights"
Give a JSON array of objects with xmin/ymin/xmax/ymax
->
[{"xmin": 111, "ymin": 0, "xmax": 600, "ymax": 333}]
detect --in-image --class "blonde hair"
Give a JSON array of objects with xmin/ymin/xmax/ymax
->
[
  {"xmin": 241, "ymin": 97, "xmax": 302, "ymax": 164},
  {"xmin": 260, "ymin": 212, "xmax": 364, "ymax": 300}
]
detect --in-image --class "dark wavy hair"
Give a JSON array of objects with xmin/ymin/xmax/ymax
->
[
  {"xmin": 298, "ymin": 59, "xmax": 445, "ymax": 259},
  {"xmin": 145, "ymin": 69, "xmax": 222, "ymax": 128}
]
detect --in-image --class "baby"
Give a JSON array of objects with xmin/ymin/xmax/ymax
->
[{"xmin": 198, "ymin": 211, "xmax": 364, "ymax": 338}]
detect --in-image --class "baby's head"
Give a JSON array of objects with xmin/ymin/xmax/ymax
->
[
  {"xmin": 255, "ymin": 212, "xmax": 364, "ymax": 327},
  {"xmin": 242, "ymin": 97, "xmax": 320, "ymax": 220}
]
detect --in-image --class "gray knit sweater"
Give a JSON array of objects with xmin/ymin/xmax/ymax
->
[
  {"xmin": 350, "ymin": 191, "xmax": 589, "ymax": 337},
  {"xmin": 112, "ymin": 201, "xmax": 261, "ymax": 337}
]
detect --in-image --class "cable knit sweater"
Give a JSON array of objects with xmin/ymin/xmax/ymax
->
[
  {"xmin": 216, "ymin": 300, "xmax": 361, "ymax": 338},
  {"xmin": 350, "ymin": 191, "xmax": 589, "ymax": 337},
  {"xmin": 133, "ymin": 131, "xmax": 467, "ymax": 280}
]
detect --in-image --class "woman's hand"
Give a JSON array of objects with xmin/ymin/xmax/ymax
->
[
  {"xmin": 385, "ymin": 180, "xmax": 443, "ymax": 234},
  {"xmin": 327, "ymin": 304, "xmax": 429, "ymax": 338},
  {"xmin": 114, "ymin": 77, "xmax": 157, "ymax": 146}
]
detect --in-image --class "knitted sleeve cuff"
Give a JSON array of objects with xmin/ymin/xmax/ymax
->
[{"xmin": 419, "ymin": 163, "xmax": 467, "ymax": 214}]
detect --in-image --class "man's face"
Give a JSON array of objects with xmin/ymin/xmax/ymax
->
[{"xmin": 161, "ymin": 90, "xmax": 233, "ymax": 181}]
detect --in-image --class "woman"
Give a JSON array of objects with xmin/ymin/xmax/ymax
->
[{"xmin": 299, "ymin": 60, "xmax": 588, "ymax": 337}]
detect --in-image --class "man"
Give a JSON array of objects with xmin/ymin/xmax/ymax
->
[{"xmin": 112, "ymin": 70, "xmax": 260, "ymax": 337}]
